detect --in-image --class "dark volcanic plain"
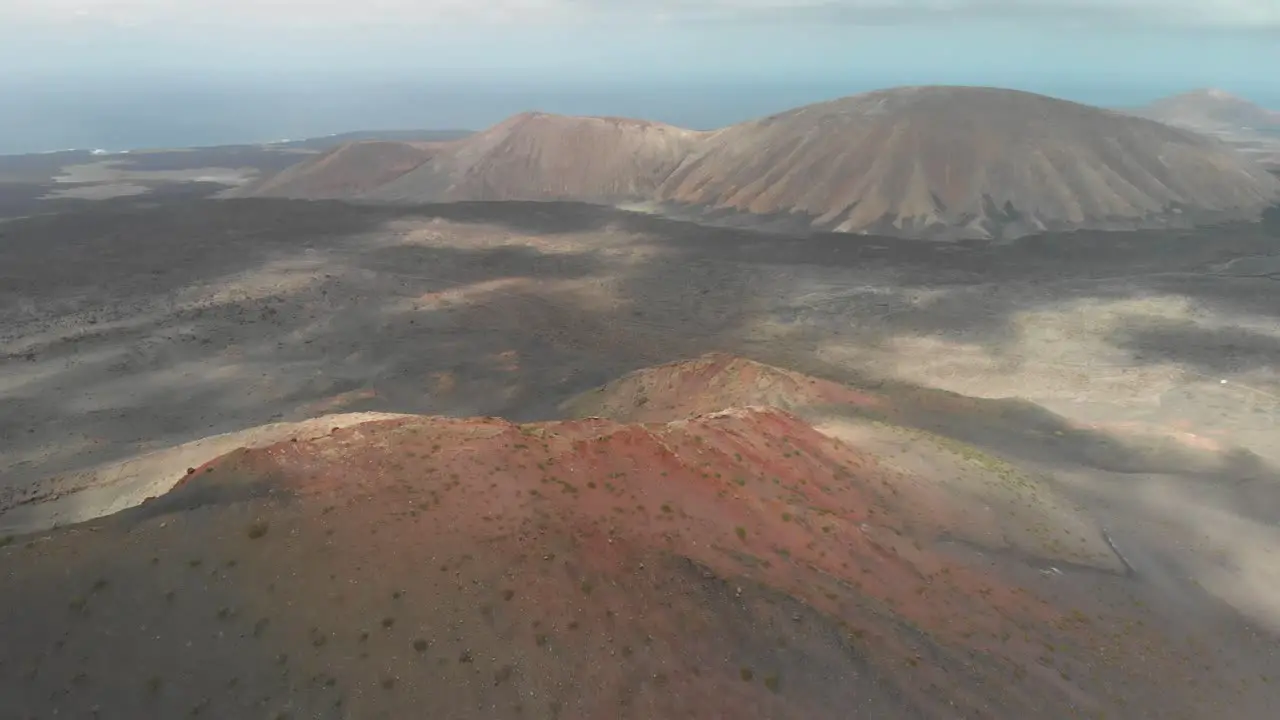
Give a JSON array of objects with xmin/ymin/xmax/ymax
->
[
  {"xmin": 2, "ymin": 194, "xmax": 1280, "ymax": 717},
  {"xmin": 0, "ymin": 129, "xmax": 474, "ymax": 220}
]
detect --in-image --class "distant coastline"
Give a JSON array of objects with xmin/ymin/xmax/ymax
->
[{"xmin": 2, "ymin": 79, "xmax": 1276, "ymax": 157}]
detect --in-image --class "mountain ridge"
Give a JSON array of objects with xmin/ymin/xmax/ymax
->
[
  {"xmin": 2, "ymin": 355, "xmax": 1254, "ymax": 718},
  {"xmin": 1134, "ymin": 88, "xmax": 1280, "ymax": 130},
  {"xmin": 1128, "ymin": 88, "xmax": 1280, "ymax": 170},
  {"xmin": 242, "ymin": 85, "xmax": 1280, "ymax": 240}
]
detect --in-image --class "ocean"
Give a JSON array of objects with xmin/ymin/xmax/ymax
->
[{"xmin": 2, "ymin": 76, "xmax": 1275, "ymax": 156}]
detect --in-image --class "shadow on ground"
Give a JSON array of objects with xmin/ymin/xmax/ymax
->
[
  {"xmin": 4, "ymin": 197, "xmax": 1279, "ymax": 485},
  {"xmin": 4, "ymin": 197, "xmax": 1280, "ymax": 717}
]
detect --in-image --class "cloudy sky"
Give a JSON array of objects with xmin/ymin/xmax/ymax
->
[
  {"xmin": 1, "ymin": 1, "xmax": 1276, "ymax": 152},
  {"xmin": 3, "ymin": 0, "xmax": 1277, "ymax": 90}
]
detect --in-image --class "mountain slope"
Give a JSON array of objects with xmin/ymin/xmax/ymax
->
[
  {"xmin": 1135, "ymin": 88, "xmax": 1280, "ymax": 132},
  {"xmin": 1129, "ymin": 89, "xmax": 1280, "ymax": 170},
  {"xmin": 559, "ymin": 352, "xmax": 887, "ymax": 421},
  {"xmin": 4, "ymin": 355, "xmax": 1278, "ymax": 717},
  {"xmin": 364, "ymin": 112, "xmax": 705, "ymax": 204},
  {"xmin": 654, "ymin": 86, "xmax": 1279, "ymax": 238},
  {"xmin": 245, "ymin": 85, "xmax": 1280, "ymax": 239},
  {"xmin": 232, "ymin": 140, "xmax": 438, "ymax": 199},
  {"xmin": 562, "ymin": 352, "xmax": 1125, "ymax": 574},
  {"xmin": 0, "ymin": 412, "xmax": 411, "ymax": 535},
  {"xmin": 0, "ymin": 408, "xmax": 1221, "ymax": 719}
]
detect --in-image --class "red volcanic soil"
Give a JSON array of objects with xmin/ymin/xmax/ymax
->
[
  {"xmin": 561, "ymin": 352, "xmax": 886, "ymax": 422},
  {"xmin": 0, "ymin": 407, "xmax": 1215, "ymax": 719},
  {"xmin": 566, "ymin": 353, "xmax": 1236, "ymax": 479}
]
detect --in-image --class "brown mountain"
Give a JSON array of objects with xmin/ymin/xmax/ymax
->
[
  {"xmin": 232, "ymin": 140, "xmax": 439, "ymax": 199},
  {"xmin": 3, "ymin": 354, "xmax": 1256, "ymax": 719},
  {"xmin": 243, "ymin": 85, "xmax": 1280, "ymax": 239},
  {"xmin": 1135, "ymin": 88, "xmax": 1280, "ymax": 132},
  {"xmin": 364, "ymin": 112, "xmax": 704, "ymax": 204},
  {"xmin": 655, "ymin": 86, "xmax": 1279, "ymax": 238},
  {"xmin": 1131, "ymin": 89, "xmax": 1280, "ymax": 170},
  {"xmin": 246, "ymin": 112, "xmax": 702, "ymax": 205}
]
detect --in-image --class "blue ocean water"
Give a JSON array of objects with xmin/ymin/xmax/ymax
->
[
  {"xmin": 1, "ymin": 76, "xmax": 1275, "ymax": 156},
  {"xmin": 0, "ymin": 79, "xmax": 825, "ymax": 154}
]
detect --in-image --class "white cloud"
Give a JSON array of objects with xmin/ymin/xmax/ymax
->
[
  {"xmin": 3, "ymin": 0, "xmax": 1278, "ymax": 30},
  {"xmin": 669, "ymin": 1, "xmax": 1280, "ymax": 28},
  {"xmin": 1, "ymin": 0, "xmax": 578, "ymax": 28}
]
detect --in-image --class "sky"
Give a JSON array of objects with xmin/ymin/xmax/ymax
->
[{"xmin": 1, "ymin": 1, "xmax": 1278, "ymax": 152}]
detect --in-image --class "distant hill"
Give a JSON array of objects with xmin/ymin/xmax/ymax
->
[
  {"xmin": 267, "ymin": 129, "xmax": 473, "ymax": 152},
  {"xmin": 1129, "ymin": 89, "xmax": 1280, "ymax": 170},
  {"xmin": 236, "ymin": 140, "xmax": 439, "ymax": 199},
  {"xmin": 365, "ymin": 112, "xmax": 703, "ymax": 204},
  {"xmin": 0, "ymin": 130, "xmax": 475, "ymax": 187},
  {"xmin": 1133, "ymin": 88, "xmax": 1280, "ymax": 132},
  {"xmin": 652, "ymin": 86, "xmax": 1278, "ymax": 238},
  {"xmin": 245, "ymin": 86, "xmax": 1280, "ymax": 240},
  {"xmin": 230, "ymin": 114, "xmax": 699, "ymax": 203}
]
